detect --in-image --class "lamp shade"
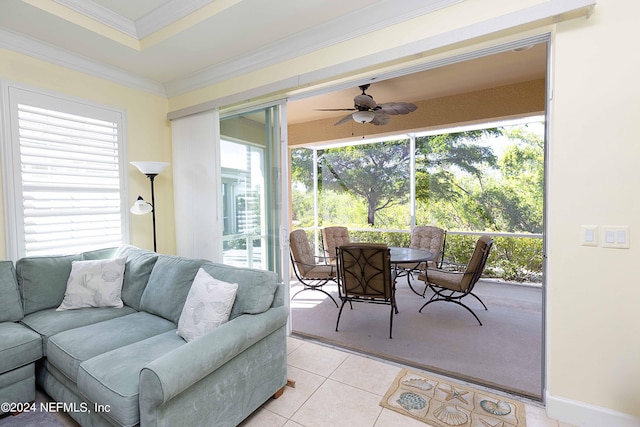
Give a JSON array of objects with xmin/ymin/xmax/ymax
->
[
  {"xmin": 130, "ymin": 196, "xmax": 153, "ymax": 215},
  {"xmin": 131, "ymin": 161, "xmax": 169, "ymax": 175},
  {"xmin": 352, "ymin": 110, "xmax": 375, "ymax": 124}
]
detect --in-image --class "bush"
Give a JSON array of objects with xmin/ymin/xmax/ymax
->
[{"xmin": 317, "ymin": 229, "xmax": 543, "ymax": 283}]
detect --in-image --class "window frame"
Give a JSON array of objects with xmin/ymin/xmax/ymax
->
[{"xmin": 1, "ymin": 82, "xmax": 130, "ymax": 260}]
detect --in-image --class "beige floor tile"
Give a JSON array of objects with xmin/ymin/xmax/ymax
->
[
  {"xmin": 329, "ymin": 353, "xmax": 402, "ymax": 396},
  {"xmin": 525, "ymin": 403, "xmax": 559, "ymax": 427},
  {"xmin": 264, "ymin": 366, "xmax": 326, "ymax": 419},
  {"xmin": 287, "ymin": 341, "xmax": 349, "ymax": 377},
  {"xmin": 239, "ymin": 408, "xmax": 288, "ymax": 427},
  {"xmin": 283, "ymin": 420, "xmax": 305, "ymax": 427},
  {"xmin": 291, "ymin": 379, "xmax": 383, "ymax": 427},
  {"xmin": 374, "ymin": 408, "xmax": 433, "ymax": 427},
  {"xmin": 287, "ymin": 336, "xmax": 305, "ymax": 354}
]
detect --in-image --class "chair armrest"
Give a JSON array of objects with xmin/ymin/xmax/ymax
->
[
  {"xmin": 294, "ymin": 259, "xmax": 335, "ymax": 273},
  {"xmin": 139, "ymin": 306, "xmax": 288, "ymax": 406}
]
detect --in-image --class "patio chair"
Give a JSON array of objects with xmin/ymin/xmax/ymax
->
[
  {"xmin": 418, "ymin": 235, "xmax": 494, "ymax": 325},
  {"xmin": 289, "ymin": 229, "xmax": 338, "ymax": 307},
  {"xmin": 396, "ymin": 225, "xmax": 447, "ymax": 295},
  {"xmin": 321, "ymin": 226, "xmax": 351, "ymax": 265},
  {"xmin": 335, "ymin": 243, "xmax": 397, "ymax": 338}
]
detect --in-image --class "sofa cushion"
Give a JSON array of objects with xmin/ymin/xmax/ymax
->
[
  {"xmin": 114, "ymin": 245, "xmax": 158, "ymax": 310},
  {"xmin": 200, "ymin": 263, "xmax": 278, "ymax": 320},
  {"xmin": 0, "ymin": 260, "xmax": 23, "ymax": 322},
  {"xmin": 81, "ymin": 247, "xmax": 118, "ymax": 260},
  {"xmin": 21, "ymin": 306, "xmax": 136, "ymax": 356},
  {"xmin": 47, "ymin": 312, "xmax": 176, "ymax": 382},
  {"xmin": 177, "ymin": 268, "xmax": 237, "ymax": 342},
  {"xmin": 77, "ymin": 331, "xmax": 185, "ymax": 427},
  {"xmin": 139, "ymin": 256, "xmax": 208, "ymax": 324},
  {"xmin": 57, "ymin": 257, "xmax": 127, "ymax": 311},
  {"xmin": 0, "ymin": 322, "xmax": 42, "ymax": 375},
  {"xmin": 0, "ymin": 364, "xmax": 36, "ymax": 415},
  {"xmin": 16, "ymin": 254, "xmax": 82, "ymax": 315}
]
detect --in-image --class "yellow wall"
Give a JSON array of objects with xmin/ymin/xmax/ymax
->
[
  {"xmin": 0, "ymin": 49, "xmax": 175, "ymax": 256},
  {"xmin": 547, "ymin": 0, "xmax": 640, "ymax": 417}
]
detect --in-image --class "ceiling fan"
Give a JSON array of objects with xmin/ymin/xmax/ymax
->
[{"xmin": 316, "ymin": 84, "xmax": 418, "ymax": 126}]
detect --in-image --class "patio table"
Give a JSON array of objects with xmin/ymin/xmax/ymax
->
[{"xmin": 389, "ymin": 247, "xmax": 434, "ymax": 297}]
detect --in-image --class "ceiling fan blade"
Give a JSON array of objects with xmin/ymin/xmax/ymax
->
[
  {"xmin": 354, "ymin": 94, "xmax": 377, "ymax": 110},
  {"xmin": 371, "ymin": 112, "xmax": 391, "ymax": 126},
  {"xmin": 315, "ymin": 108, "xmax": 356, "ymax": 111},
  {"xmin": 334, "ymin": 114, "xmax": 355, "ymax": 126},
  {"xmin": 377, "ymin": 102, "xmax": 417, "ymax": 115}
]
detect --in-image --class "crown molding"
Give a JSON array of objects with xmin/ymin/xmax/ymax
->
[
  {"xmin": 164, "ymin": 0, "xmax": 464, "ymax": 97},
  {"xmin": 53, "ymin": 0, "xmax": 217, "ymax": 40},
  {"xmin": 0, "ymin": 28, "xmax": 166, "ymax": 97},
  {"xmin": 135, "ymin": 0, "xmax": 216, "ymax": 39},
  {"xmin": 54, "ymin": 0, "xmax": 138, "ymax": 38}
]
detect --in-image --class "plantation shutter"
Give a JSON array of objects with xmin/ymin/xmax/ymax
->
[{"xmin": 5, "ymin": 87, "xmax": 127, "ymax": 257}]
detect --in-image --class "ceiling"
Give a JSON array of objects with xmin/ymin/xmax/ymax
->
[{"xmin": 0, "ymin": 0, "xmax": 547, "ymax": 125}]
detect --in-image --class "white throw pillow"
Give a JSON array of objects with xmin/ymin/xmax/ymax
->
[
  {"xmin": 56, "ymin": 257, "xmax": 127, "ymax": 311},
  {"xmin": 178, "ymin": 268, "xmax": 238, "ymax": 342}
]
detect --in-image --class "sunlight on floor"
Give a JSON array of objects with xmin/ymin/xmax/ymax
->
[{"xmin": 290, "ymin": 283, "xmax": 337, "ymax": 309}]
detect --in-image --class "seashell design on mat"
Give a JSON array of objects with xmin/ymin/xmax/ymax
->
[
  {"xmin": 480, "ymin": 399, "xmax": 512, "ymax": 416},
  {"xmin": 433, "ymin": 403, "xmax": 468, "ymax": 426},
  {"xmin": 401, "ymin": 377, "xmax": 434, "ymax": 391},
  {"xmin": 396, "ymin": 392, "xmax": 427, "ymax": 411}
]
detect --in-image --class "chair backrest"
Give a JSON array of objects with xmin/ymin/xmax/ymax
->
[
  {"xmin": 290, "ymin": 229, "xmax": 314, "ymax": 276},
  {"xmin": 322, "ymin": 226, "xmax": 351, "ymax": 262},
  {"xmin": 409, "ymin": 226, "xmax": 446, "ymax": 266},
  {"xmin": 460, "ymin": 235, "xmax": 494, "ymax": 290},
  {"xmin": 336, "ymin": 243, "xmax": 393, "ymax": 300}
]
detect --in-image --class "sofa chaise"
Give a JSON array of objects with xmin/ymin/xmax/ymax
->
[{"xmin": 0, "ymin": 245, "xmax": 288, "ymax": 426}]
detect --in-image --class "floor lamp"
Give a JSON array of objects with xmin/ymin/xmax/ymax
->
[{"xmin": 130, "ymin": 161, "xmax": 169, "ymax": 252}]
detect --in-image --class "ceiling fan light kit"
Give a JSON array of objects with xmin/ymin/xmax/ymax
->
[{"xmin": 352, "ymin": 110, "xmax": 376, "ymax": 123}]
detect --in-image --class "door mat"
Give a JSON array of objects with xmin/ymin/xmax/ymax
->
[{"xmin": 380, "ymin": 369, "xmax": 527, "ymax": 426}]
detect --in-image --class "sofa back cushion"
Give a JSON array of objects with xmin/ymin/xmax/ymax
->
[
  {"xmin": 16, "ymin": 254, "xmax": 82, "ymax": 315},
  {"xmin": 139, "ymin": 255, "xmax": 208, "ymax": 324},
  {"xmin": 82, "ymin": 247, "xmax": 119, "ymax": 260},
  {"xmin": 0, "ymin": 260, "xmax": 24, "ymax": 322},
  {"xmin": 114, "ymin": 245, "xmax": 158, "ymax": 310},
  {"xmin": 200, "ymin": 263, "xmax": 278, "ymax": 320}
]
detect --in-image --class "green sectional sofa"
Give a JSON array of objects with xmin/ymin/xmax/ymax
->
[{"xmin": 0, "ymin": 245, "xmax": 288, "ymax": 426}]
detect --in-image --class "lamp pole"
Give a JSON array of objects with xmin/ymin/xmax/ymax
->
[
  {"xmin": 147, "ymin": 173, "xmax": 158, "ymax": 252},
  {"xmin": 130, "ymin": 161, "xmax": 169, "ymax": 253}
]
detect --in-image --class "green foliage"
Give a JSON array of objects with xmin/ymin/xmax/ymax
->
[
  {"xmin": 319, "ymin": 140, "xmax": 410, "ymax": 225},
  {"xmin": 442, "ymin": 234, "xmax": 543, "ymax": 283},
  {"xmin": 290, "ymin": 121, "xmax": 546, "ymax": 282}
]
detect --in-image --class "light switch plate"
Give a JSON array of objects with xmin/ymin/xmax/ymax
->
[
  {"xmin": 601, "ymin": 225, "xmax": 630, "ymax": 249},
  {"xmin": 581, "ymin": 225, "xmax": 598, "ymax": 246}
]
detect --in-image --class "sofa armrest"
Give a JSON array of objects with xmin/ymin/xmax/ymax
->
[{"xmin": 139, "ymin": 305, "xmax": 288, "ymax": 406}]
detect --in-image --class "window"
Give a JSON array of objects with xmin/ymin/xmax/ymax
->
[{"xmin": 2, "ymin": 85, "xmax": 128, "ymax": 258}]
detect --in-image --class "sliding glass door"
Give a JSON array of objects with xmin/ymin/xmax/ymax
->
[{"xmin": 219, "ymin": 105, "xmax": 284, "ymax": 278}]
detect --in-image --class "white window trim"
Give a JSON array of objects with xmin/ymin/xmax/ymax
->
[{"xmin": 0, "ymin": 81, "xmax": 130, "ymax": 260}]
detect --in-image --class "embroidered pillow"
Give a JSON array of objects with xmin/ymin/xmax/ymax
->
[
  {"xmin": 56, "ymin": 257, "xmax": 127, "ymax": 311},
  {"xmin": 178, "ymin": 268, "xmax": 238, "ymax": 342}
]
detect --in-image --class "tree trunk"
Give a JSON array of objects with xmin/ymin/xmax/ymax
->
[{"xmin": 367, "ymin": 203, "xmax": 376, "ymax": 226}]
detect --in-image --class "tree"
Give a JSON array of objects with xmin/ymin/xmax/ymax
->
[
  {"xmin": 319, "ymin": 141, "xmax": 410, "ymax": 226},
  {"xmin": 414, "ymin": 130, "xmax": 500, "ymax": 204}
]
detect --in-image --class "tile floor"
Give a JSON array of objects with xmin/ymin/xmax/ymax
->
[{"xmin": 240, "ymin": 336, "xmax": 575, "ymax": 427}]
